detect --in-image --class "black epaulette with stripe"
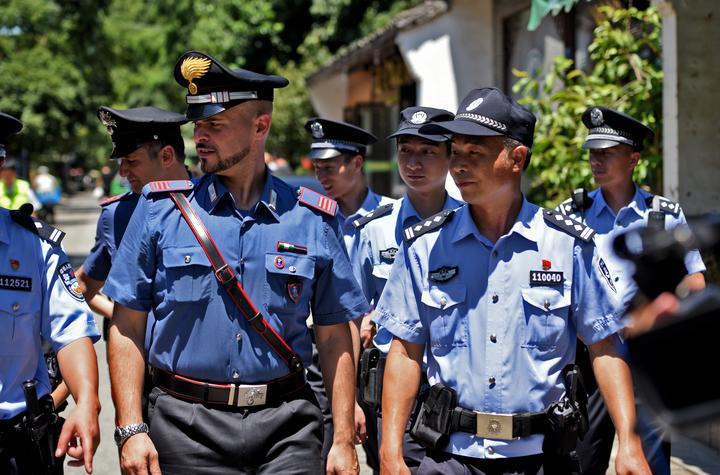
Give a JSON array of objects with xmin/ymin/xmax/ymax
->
[
  {"xmin": 644, "ymin": 195, "xmax": 681, "ymax": 218},
  {"xmin": 10, "ymin": 210, "xmax": 65, "ymax": 246},
  {"xmin": 403, "ymin": 208, "xmax": 454, "ymax": 243},
  {"xmin": 352, "ymin": 203, "xmax": 393, "ymax": 229},
  {"xmin": 542, "ymin": 208, "xmax": 595, "ymax": 243}
]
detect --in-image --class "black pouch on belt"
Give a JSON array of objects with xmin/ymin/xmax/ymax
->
[
  {"xmin": 359, "ymin": 347, "xmax": 385, "ymax": 409},
  {"xmin": 410, "ymin": 383, "xmax": 457, "ymax": 449}
]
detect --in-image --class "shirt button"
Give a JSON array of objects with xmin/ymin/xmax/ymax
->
[
  {"xmin": 232, "ymin": 370, "xmax": 240, "ymax": 380},
  {"xmin": 184, "ymin": 255, "xmax": 191, "ymax": 264},
  {"xmin": 288, "ymin": 265, "xmax": 297, "ymax": 274},
  {"xmin": 12, "ymin": 303, "xmax": 20, "ymax": 312},
  {"xmin": 490, "ymin": 334, "xmax": 497, "ymax": 343},
  {"xmin": 439, "ymin": 296, "xmax": 448, "ymax": 307},
  {"xmin": 488, "ymin": 376, "xmax": 496, "ymax": 385},
  {"xmin": 491, "ymin": 250, "xmax": 498, "ymax": 258},
  {"xmin": 543, "ymin": 299, "xmax": 551, "ymax": 310},
  {"xmin": 235, "ymin": 333, "xmax": 242, "ymax": 342},
  {"xmin": 487, "ymin": 447, "xmax": 495, "ymax": 455},
  {"xmin": 491, "ymin": 294, "xmax": 499, "ymax": 303}
]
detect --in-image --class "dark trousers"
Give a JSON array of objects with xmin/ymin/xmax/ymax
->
[
  {"xmin": 575, "ymin": 342, "xmax": 671, "ymax": 475},
  {"xmin": 147, "ymin": 385, "xmax": 323, "ymax": 474},
  {"xmin": 417, "ymin": 450, "xmax": 544, "ymax": 475},
  {"xmin": 0, "ymin": 419, "xmax": 64, "ymax": 475}
]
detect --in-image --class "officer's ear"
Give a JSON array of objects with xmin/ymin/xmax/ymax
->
[
  {"xmin": 352, "ymin": 153, "xmax": 364, "ymax": 172},
  {"xmin": 629, "ymin": 150, "xmax": 641, "ymax": 169},
  {"xmin": 509, "ymin": 145, "xmax": 528, "ymax": 173},
  {"xmin": 160, "ymin": 145, "xmax": 176, "ymax": 168}
]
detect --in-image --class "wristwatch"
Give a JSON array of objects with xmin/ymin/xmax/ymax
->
[{"xmin": 114, "ymin": 422, "xmax": 149, "ymax": 447}]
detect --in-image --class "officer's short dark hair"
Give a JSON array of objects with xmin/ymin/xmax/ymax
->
[{"xmin": 147, "ymin": 138, "xmax": 185, "ymax": 162}]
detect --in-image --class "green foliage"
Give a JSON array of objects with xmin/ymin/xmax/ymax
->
[
  {"xmin": 513, "ymin": 5, "xmax": 663, "ymax": 207},
  {"xmin": 0, "ymin": 0, "xmax": 417, "ymax": 169}
]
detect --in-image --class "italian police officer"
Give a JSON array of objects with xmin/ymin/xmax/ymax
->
[
  {"xmin": 0, "ymin": 112, "xmax": 101, "ymax": 474},
  {"xmin": 557, "ymin": 106, "xmax": 706, "ymax": 475},
  {"xmin": 104, "ymin": 51, "xmax": 370, "ymax": 474},
  {"xmin": 375, "ymin": 88, "xmax": 651, "ymax": 474},
  {"xmin": 75, "ymin": 107, "xmax": 189, "ymax": 321}
]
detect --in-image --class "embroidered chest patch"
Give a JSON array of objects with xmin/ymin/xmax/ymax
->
[
  {"xmin": 429, "ymin": 266, "xmax": 458, "ymax": 282},
  {"xmin": 379, "ymin": 247, "xmax": 398, "ymax": 263}
]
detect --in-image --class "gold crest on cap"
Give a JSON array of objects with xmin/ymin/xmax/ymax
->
[
  {"xmin": 181, "ymin": 56, "xmax": 212, "ymax": 95},
  {"xmin": 99, "ymin": 110, "xmax": 116, "ymax": 135}
]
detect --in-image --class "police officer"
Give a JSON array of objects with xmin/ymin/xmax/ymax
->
[
  {"xmin": 75, "ymin": 107, "xmax": 189, "ymax": 318},
  {"xmin": 375, "ymin": 88, "xmax": 651, "ymax": 474},
  {"xmin": 354, "ymin": 106, "xmax": 462, "ymax": 471},
  {"xmin": 304, "ymin": 117, "xmax": 395, "ymax": 471},
  {"xmin": 557, "ymin": 106, "xmax": 706, "ymax": 475},
  {"xmin": 104, "ymin": 51, "xmax": 370, "ymax": 474},
  {"xmin": 0, "ymin": 112, "xmax": 101, "ymax": 474},
  {"xmin": 0, "ymin": 158, "xmax": 41, "ymax": 211}
]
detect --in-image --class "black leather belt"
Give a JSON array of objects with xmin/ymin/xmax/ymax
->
[
  {"xmin": 152, "ymin": 368, "xmax": 306, "ymax": 408},
  {"xmin": 451, "ymin": 407, "xmax": 547, "ymax": 440}
]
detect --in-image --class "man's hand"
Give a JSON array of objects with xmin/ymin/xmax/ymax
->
[
  {"xmin": 626, "ymin": 292, "xmax": 679, "ymax": 337},
  {"xmin": 55, "ymin": 399, "xmax": 101, "ymax": 474},
  {"xmin": 379, "ymin": 445, "xmax": 411, "ymax": 475},
  {"xmin": 359, "ymin": 313, "xmax": 376, "ymax": 350},
  {"xmin": 353, "ymin": 401, "xmax": 367, "ymax": 445},
  {"xmin": 614, "ymin": 435, "xmax": 652, "ymax": 475},
  {"xmin": 120, "ymin": 433, "xmax": 161, "ymax": 475},
  {"xmin": 326, "ymin": 440, "xmax": 359, "ymax": 475}
]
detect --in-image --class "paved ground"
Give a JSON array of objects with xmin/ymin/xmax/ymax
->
[{"xmin": 53, "ymin": 191, "xmax": 720, "ymax": 474}]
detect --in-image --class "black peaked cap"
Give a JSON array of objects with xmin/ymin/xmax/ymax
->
[
  {"xmin": 582, "ymin": 106, "xmax": 654, "ymax": 151},
  {"xmin": 304, "ymin": 118, "xmax": 377, "ymax": 160},
  {"xmin": 387, "ymin": 106, "xmax": 454, "ymax": 142},
  {"xmin": 97, "ymin": 106, "xmax": 187, "ymax": 159}
]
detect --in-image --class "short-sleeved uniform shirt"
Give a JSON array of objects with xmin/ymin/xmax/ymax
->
[
  {"xmin": 338, "ymin": 188, "xmax": 395, "ymax": 263},
  {"xmin": 82, "ymin": 192, "xmax": 140, "ymax": 281},
  {"xmin": 374, "ymin": 199, "xmax": 624, "ymax": 459},
  {"xmin": 104, "ymin": 172, "xmax": 370, "ymax": 383},
  {"xmin": 562, "ymin": 186, "xmax": 706, "ymax": 306},
  {"xmin": 0, "ymin": 208, "xmax": 100, "ymax": 419}
]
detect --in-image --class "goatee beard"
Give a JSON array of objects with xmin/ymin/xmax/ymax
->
[{"xmin": 201, "ymin": 146, "xmax": 251, "ymax": 174}]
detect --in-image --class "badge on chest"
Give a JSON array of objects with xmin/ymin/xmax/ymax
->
[
  {"xmin": 529, "ymin": 260, "xmax": 563, "ymax": 286},
  {"xmin": 0, "ymin": 274, "xmax": 32, "ymax": 292},
  {"xmin": 379, "ymin": 247, "xmax": 398, "ymax": 263},
  {"xmin": 429, "ymin": 266, "xmax": 458, "ymax": 283}
]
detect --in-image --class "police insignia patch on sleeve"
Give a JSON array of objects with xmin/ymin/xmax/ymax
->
[
  {"xmin": 598, "ymin": 258, "xmax": 617, "ymax": 294},
  {"xmin": 379, "ymin": 247, "xmax": 398, "ymax": 263},
  {"xmin": 58, "ymin": 262, "xmax": 85, "ymax": 301},
  {"xmin": 429, "ymin": 266, "xmax": 458, "ymax": 282}
]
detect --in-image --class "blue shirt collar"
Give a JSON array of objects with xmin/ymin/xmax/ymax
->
[
  {"xmin": 451, "ymin": 196, "xmax": 538, "ymax": 246},
  {"xmin": 203, "ymin": 169, "xmax": 280, "ymax": 221},
  {"xmin": 592, "ymin": 184, "xmax": 649, "ymax": 219},
  {"xmin": 399, "ymin": 192, "xmax": 463, "ymax": 228},
  {"xmin": 0, "ymin": 210, "xmax": 9, "ymax": 244}
]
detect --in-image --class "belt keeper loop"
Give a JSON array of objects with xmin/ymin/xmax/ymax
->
[
  {"xmin": 202, "ymin": 382, "xmax": 209, "ymax": 403},
  {"xmin": 247, "ymin": 312, "xmax": 266, "ymax": 332}
]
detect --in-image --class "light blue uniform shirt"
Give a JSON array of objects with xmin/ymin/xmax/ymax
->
[
  {"xmin": 565, "ymin": 186, "xmax": 705, "ymax": 306},
  {"xmin": 104, "ymin": 172, "xmax": 370, "ymax": 384},
  {"xmin": 374, "ymin": 198, "xmax": 624, "ymax": 459},
  {"xmin": 0, "ymin": 208, "xmax": 99, "ymax": 419},
  {"xmin": 338, "ymin": 187, "xmax": 395, "ymax": 262}
]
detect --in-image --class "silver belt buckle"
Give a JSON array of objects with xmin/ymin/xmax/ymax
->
[
  {"xmin": 227, "ymin": 384, "xmax": 268, "ymax": 407},
  {"xmin": 474, "ymin": 411, "xmax": 514, "ymax": 440}
]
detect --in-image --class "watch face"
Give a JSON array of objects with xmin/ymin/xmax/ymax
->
[{"xmin": 113, "ymin": 427, "xmax": 123, "ymax": 445}]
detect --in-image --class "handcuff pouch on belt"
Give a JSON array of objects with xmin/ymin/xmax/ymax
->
[
  {"xmin": 359, "ymin": 347, "xmax": 385, "ymax": 410},
  {"xmin": 409, "ymin": 383, "xmax": 456, "ymax": 449}
]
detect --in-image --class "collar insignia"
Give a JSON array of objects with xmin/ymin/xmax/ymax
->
[
  {"xmin": 429, "ymin": 266, "xmax": 458, "ymax": 282},
  {"xmin": 181, "ymin": 56, "xmax": 212, "ymax": 95},
  {"xmin": 310, "ymin": 122, "xmax": 324, "ymax": 139},
  {"xmin": 590, "ymin": 108, "xmax": 603, "ymax": 126},
  {"xmin": 410, "ymin": 111, "xmax": 428, "ymax": 124}
]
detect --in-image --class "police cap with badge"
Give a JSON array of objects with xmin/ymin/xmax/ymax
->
[
  {"xmin": 303, "ymin": 118, "xmax": 377, "ymax": 160},
  {"xmin": 419, "ymin": 87, "xmax": 536, "ymax": 167},
  {"xmin": 582, "ymin": 106, "xmax": 654, "ymax": 151},
  {"xmin": 387, "ymin": 106, "xmax": 454, "ymax": 143},
  {"xmin": 174, "ymin": 50, "xmax": 289, "ymax": 121},
  {"xmin": 97, "ymin": 106, "xmax": 187, "ymax": 159},
  {"xmin": 0, "ymin": 112, "xmax": 23, "ymax": 161}
]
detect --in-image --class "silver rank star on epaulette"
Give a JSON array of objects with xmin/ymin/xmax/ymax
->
[
  {"xmin": 557, "ymin": 197, "xmax": 578, "ymax": 217},
  {"xmin": 646, "ymin": 195, "xmax": 681, "ymax": 217},
  {"xmin": 352, "ymin": 202, "xmax": 393, "ymax": 229},
  {"xmin": 403, "ymin": 208, "xmax": 454, "ymax": 243},
  {"xmin": 542, "ymin": 209, "xmax": 595, "ymax": 243}
]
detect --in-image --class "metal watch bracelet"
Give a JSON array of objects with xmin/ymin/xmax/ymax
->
[{"xmin": 114, "ymin": 422, "xmax": 149, "ymax": 447}]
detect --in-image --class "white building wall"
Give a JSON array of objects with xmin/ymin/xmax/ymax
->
[{"xmin": 307, "ymin": 73, "xmax": 348, "ymax": 120}]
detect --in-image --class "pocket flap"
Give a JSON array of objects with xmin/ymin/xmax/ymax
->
[
  {"xmin": 371, "ymin": 263, "xmax": 393, "ymax": 280},
  {"xmin": 265, "ymin": 253, "xmax": 315, "ymax": 279},
  {"xmin": 421, "ymin": 283, "xmax": 466, "ymax": 310},
  {"xmin": 521, "ymin": 287, "xmax": 570, "ymax": 311},
  {"xmin": 163, "ymin": 246, "xmax": 211, "ymax": 268}
]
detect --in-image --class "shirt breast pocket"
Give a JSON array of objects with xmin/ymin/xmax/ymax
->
[
  {"xmin": 371, "ymin": 262, "xmax": 392, "ymax": 282},
  {"xmin": 0, "ymin": 291, "xmax": 40, "ymax": 355},
  {"xmin": 163, "ymin": 246, "xmax": 213, "ymax": 303},
  {"xmin": 264, "ymin": 253, "xmax": 315, "ymax": 313},
  {"xmin": 521, "ymin": 286, "xmax": 571, "ymax": 350},
  {"xmin": 420, "ymin": 283, "xmax": 468, "ymax": 351}
]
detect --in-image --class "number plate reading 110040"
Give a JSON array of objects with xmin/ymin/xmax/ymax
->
[{"xmin": 529, "ymin": 270, "xmax": 563, "ymax": 286}]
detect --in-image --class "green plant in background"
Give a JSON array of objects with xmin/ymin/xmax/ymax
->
[{"xmin": 513, "ymin": 5, "xmax": 662, "ymax": 208}]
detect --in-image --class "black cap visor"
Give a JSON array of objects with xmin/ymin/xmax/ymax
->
[
  {"xmin": 309, "ymin": 148, "xmax": 345, "ymax": 160},
  {"xmin": 110, "ymin": 141, "xmax": 146, "ymax": 160},
  {"xmin": 582, "ymin": 138, "xmax": 625, "ymax": 150},
  {"xmin": 186, "ymin": 103, "xmax": 230, "ymax": 122},
  {"xmin": 420, "ymin": 119, "xmax": 504, "ymax": 138},
  {"xmin": 387, "ymin": 127, "xmax": 448, "ymax": 143}
]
